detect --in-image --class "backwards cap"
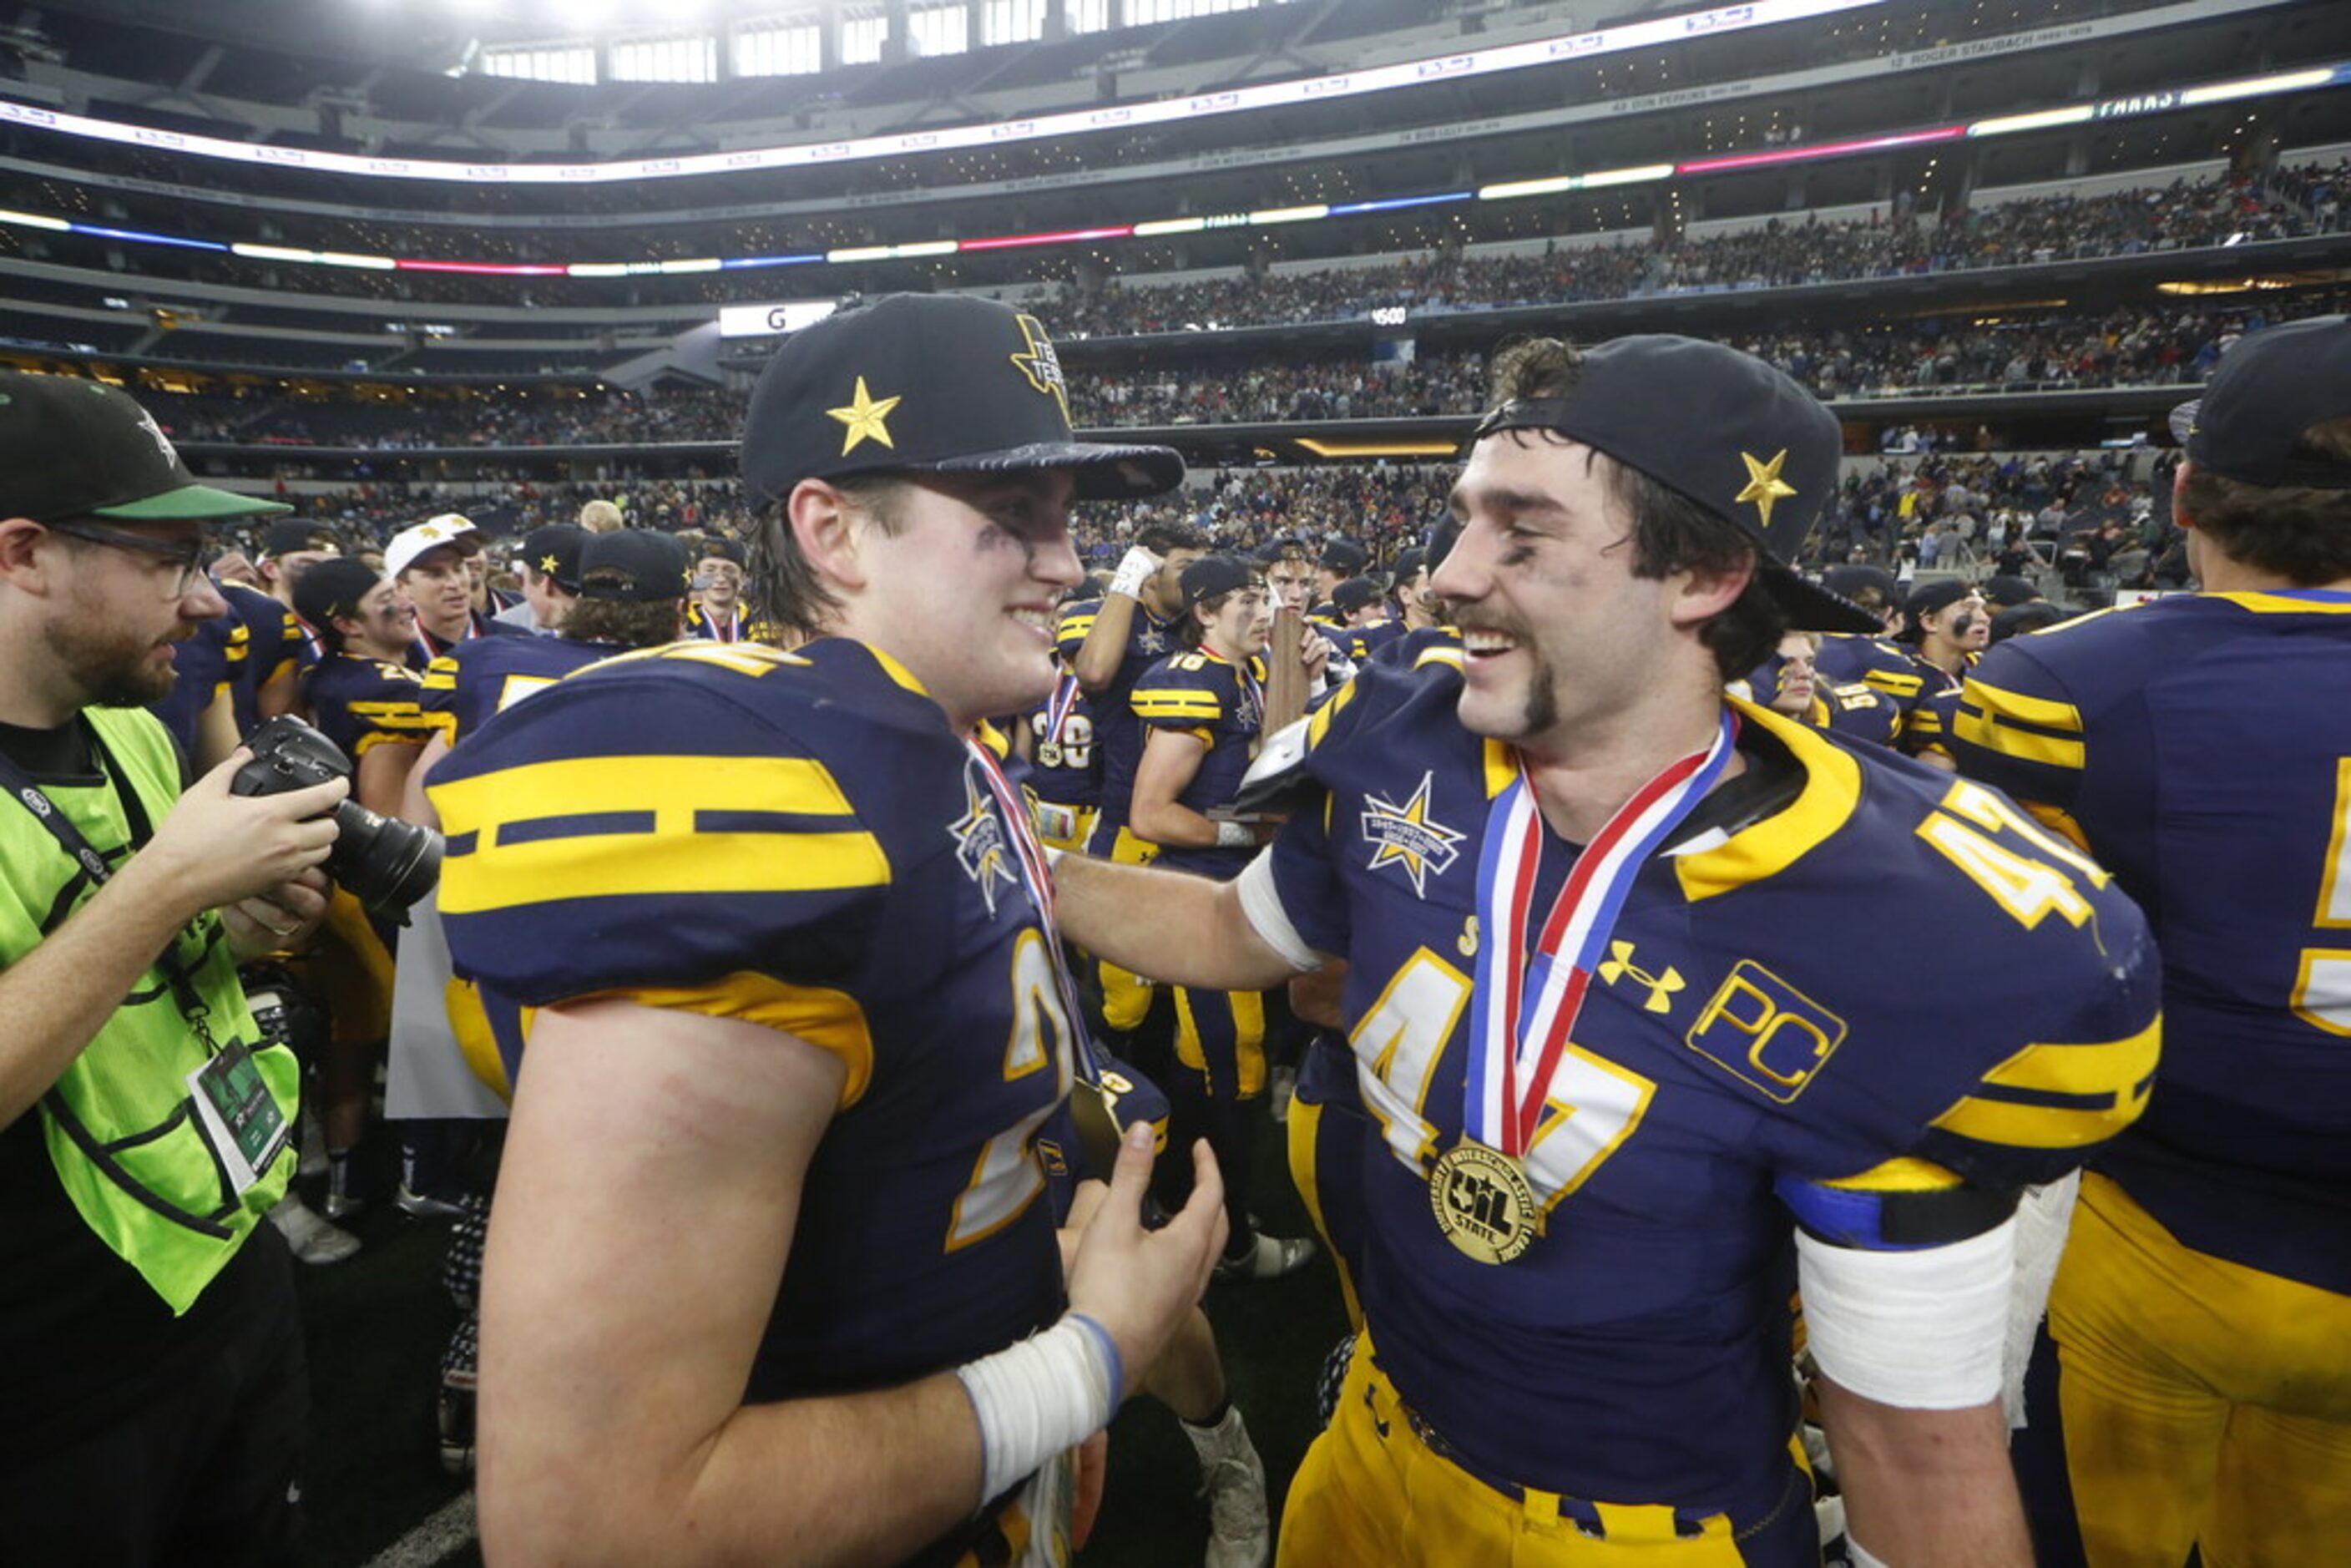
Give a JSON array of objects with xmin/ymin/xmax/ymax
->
[
  {"xmin": 2169, "ymin": 314, "xmax": 2351, "ymax": 488},
  {"xmin": 741, "ymin": 294, "xmax": 1184, "ymax": 504},
  {"xmin": 1470, "ymin": 334, "xmax": 1875, "ymax": 634}
]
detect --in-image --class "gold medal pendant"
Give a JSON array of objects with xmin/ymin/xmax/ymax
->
[{"xmin": 1428, "ymin": 1141, "xmax": 1540, "ymax": 1265}]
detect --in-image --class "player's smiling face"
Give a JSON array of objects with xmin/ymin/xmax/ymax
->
[
  {"xmin": 861, "ymin": 468, "xmax": 1083, "ymax": 731},
  {"xmin": 1433, "ymin": 433, "xmax": 1686, "ymax": 761}
]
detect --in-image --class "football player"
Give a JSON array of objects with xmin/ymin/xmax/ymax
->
[
  {"xmin": 1952, "ymin": 313, "xmax": 2351, "ymax": 1565},
  {"xmin": 1049, "ymin": 333, "xmax": 2161, "ymax": 1567},
  {"xmin": 1061, "ymin": 518, "xmax": 1208, "ymax": 1039},
  {"xmin": 1328, "ymin": 575, "xmax": 1406, "ymax": 664},
  {"xmin": 386, "ymin": 513, "xmax": 515, "ymax": 669},
  {"xmin": 431, "ymin": 294, "xmax": 1226, "ymax": 1565},
  {"xmin": 684, "ymin": 535, "xmax": 770, "ymax": 644},
  {"xmin": 1131, "ymin": 555, "xmax": 1321, "ymax": 1283}
]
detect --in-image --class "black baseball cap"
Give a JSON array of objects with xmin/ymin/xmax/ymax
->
[
  {"xmin": 1330, "ymin": 577, "xmax": 1386, "ymax": 616},
  {"xmin": 1180, "ymin": 554, "xmax": 1256, "ymax": 608},
  {"xmin": 0, "ymin": 371, "xmax": 291, "ymax": 524},
  {"xmin": 579, "ymin": 529, "xmax": 690, "ymax": 603},
  {"xmin": 697, "ymin": 537, "xmax": 747, "ymax": 569},
  {"xmin": 1821, "ymin": 563, "xmax": 1899, "ymax": 609},
  {"xmin": 2169, "ymin": 315, "xmax": 2351, "ymax": 488},
  {"xmin": 293, "ymin": 557, "xmax": 384, "ymax": 630},
  {"xmin": 1981, "ymin": 573, "xmax": 2041, "ymax": 608},
  {"xmin": 1470, "ymin": 335, "xmax": 1876, "ymax": 634},
  {"xmin": 741, "ymin": 294, "xmax": 1184, "ymax": 503},
  {"xmin": 1319, "ymin": 539, "xmax": 1369, "ymax": 575},
  {"xmin": 261, "ymin": 518, "xmax": 343, "ymax": 559},
  {"xmin": 1392, "ymin": 546, "xmax": 1429, "ymax": 584},
  {"xmin": 519, "ymin": 524, "xmax": 586, "ymax": 591},
  {"xmin": 1899, "ymin": 578, "xmax": 1979, "ymax": 641}
]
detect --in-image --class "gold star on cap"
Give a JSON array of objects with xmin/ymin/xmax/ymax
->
[
  {"xmin": 1734, "ymin": 448, "xmax": 1798, "ymax": 530},
  {"xmin": 538, "ymin": 554, "xmax": 559, "ymax": 573},
  {"xmin": 827, "ymin": 377, "xmax": 902, "ymax": 456}
]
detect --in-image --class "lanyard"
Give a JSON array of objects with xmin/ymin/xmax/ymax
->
[
  {"xmin": 1464, "ymin": 711, "xmax": 1737, "ymax": 1156},
  {"xmin": 0, "ymin": 723, "xmax": 216, "ymax": 1042}
]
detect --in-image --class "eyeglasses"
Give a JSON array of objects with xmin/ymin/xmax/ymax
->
[{"xmin": 45, "ymin": 519, "xmax": 215, "ymax": 597}]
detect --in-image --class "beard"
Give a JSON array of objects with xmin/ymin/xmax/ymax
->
[{"xmin": 57, "ymin": 614, "xmax": 181, "ymax": 709}]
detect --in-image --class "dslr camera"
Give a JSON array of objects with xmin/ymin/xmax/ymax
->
[{"xmin": 231, "ymin": 716, "xmax": 441, "ymax": 919}]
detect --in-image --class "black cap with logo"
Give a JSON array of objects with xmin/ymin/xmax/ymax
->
[
  {"xmin": 741, "ymin": 295, "xmax": 1184, "ymax": 504},
  {"xmin": 0, "ymin": 371, "xmax": 291, "ymax": 524},
  {"xmin": 1180, "ymin": 554, "xmax": 1256, "ymax": 609},
  {"xmin": 519, "ymin": 524, "xmax": 587, "ymax": 592},
  {"xmin": 1469, "ymin": 335, "xmax": 1875, "ymax": 634},
  {"xmin": 579, "ymin": 530, "xmax": 690, "ymax": 603},
  {"xmin": 293, "ymin": 558, "xmax": 384, "ymax": 631}
]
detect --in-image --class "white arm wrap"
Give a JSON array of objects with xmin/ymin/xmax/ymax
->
[
  {"xmin": 954, "ymin": 1313, "xmax": 1123, "ymax": 1507},
  {"xmin": 2003, "ymin": 1169, "xmax": 2081, "ymax": 1429},
  {"xmin": 1796, "ymin": 1216, "xmax": 2015, "ymax": 1410},
  {"xmin": 1107, "ymin": 546, "xmax": 1160, "ymax": 600},
  {"xmin": 1236, "ymin": 848, "xmax": 1323, "ymax": 973},
  {"xmin": 1215, "ymin": 819, "xmax": 1256, "ymax": 849}
]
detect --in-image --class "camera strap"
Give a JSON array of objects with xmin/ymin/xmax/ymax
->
[
  {"xmin": 0, "ymin": 722, "xmax": 213, "ymax": 1031},
  {"xmin": 0, "ymin": 718, "xmax": 151, "ymax": 893}
]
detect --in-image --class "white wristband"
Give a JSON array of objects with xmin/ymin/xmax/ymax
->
[
  {"xmin": 1215, "ymin": 819, "xmax": 1255, "ymax": 849},
  {"xmin": 954, "ymin": 1313, "xmax": 1123, "ymax": 1506},
  {"xmin": 1108, "ymin": 545, "xmax": 1160, "ymax": 600}
]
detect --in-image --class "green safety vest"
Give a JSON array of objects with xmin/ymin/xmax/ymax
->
[{"xmin": 2, "ymin": 706, "xmax": 297, "ymax": 1314}]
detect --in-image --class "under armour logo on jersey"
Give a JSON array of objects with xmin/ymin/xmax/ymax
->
[
  {"xmin": 1596, "ymin": 940, "xmax": 1683, "ymax": 1014},
  {"xmin": 948, "ymin": 765, "xmax": 1019, "ymax": 918},
  {"xmin": 1360, "ymin": 772, "xmax": 1465, "ymax": 898}
]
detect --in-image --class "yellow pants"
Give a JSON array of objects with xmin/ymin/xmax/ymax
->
[
  {"xmin": 1173, "ymin": 984, "xmax": 1267, "ymax": 1099},
  {"xmin": 1090, "ymin": 823, "xmax": 1160, "ymax": 1032},
  {"xmin": 1279, "ymin": 1336, "xmax": 1805, "ymax": 1566},
  {"xmin": 2049, "ymin": 1171, "xmax": 2351, "ymax": 1567}
]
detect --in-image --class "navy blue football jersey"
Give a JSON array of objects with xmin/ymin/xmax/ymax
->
[
  {"xmin": 1952, "ymin": 589, "xmax": 2351, "ymax": 1292},
  {"xmin": 684, "ymin": 602, "xmax": 778, "ymax": 645},
  {"xmin": 1342, "ymin": 618, "xmax": 1408, "ymax": 665},
  {"xmin": 149, "ymin": 604, "xmax": 244, "ymax": 756},
  {"xmin": 1130, "ymin": 647, "xmax": 1266, "ymax": 879},
  {"xmin": 301, "ymin": 652, "xmax": 433, "ymax": 763},
  {"xmin": 1257, "ymin": 655, "xmax": 2160, "ymax": 1520},
  {"xmin": 1813, "ymin": 633, "xmax": 1961, "ymax": 756},
  {"xmin": 221, "ymin": 583, "xmax": 301, "ymax": 737},
  {"xmin": 1015, "ymin": 675, "xmax": 1100, "ymax": 812},
  {"xmin": 1056, "ymin": 595, "xmax": 1183, "ymax": 842},
  {"xmin": 406, "ymin": 609, "xmax": 520, "ymax": 673},
  {"xmin": 429, "ymin": 637, "xmax": 1071, "ymax": 1404},
  {"xmin": 418, "ymin": 635, "xmax": 617, "ymax": 746}
]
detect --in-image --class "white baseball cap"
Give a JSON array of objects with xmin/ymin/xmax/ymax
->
[{"xmin": 383, "ymin": 513, "xmax": 480, "ymax": 579}]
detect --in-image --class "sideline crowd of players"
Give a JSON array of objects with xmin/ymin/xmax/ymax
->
[{"xmin": 22, "ymin": 296, "xmax": 2348, "ymax": 1567}]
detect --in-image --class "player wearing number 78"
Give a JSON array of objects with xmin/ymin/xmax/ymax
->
[
  {"xmin": 1049, "ymin": 333, "xmax": 2162, "ymax": 1567},
  {"xmin": 1952, "ymin": 314, "xmax": 2351, "ymax": 1566}
]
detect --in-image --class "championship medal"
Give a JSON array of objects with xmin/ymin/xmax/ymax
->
[
  {"xmin": 1428, "ymin": 1141, "xmax": 1540, "ymax": 1265},
  {"xmin": 1450, "ymin": 710, "xmax": 1737, "ymax": 1263}
]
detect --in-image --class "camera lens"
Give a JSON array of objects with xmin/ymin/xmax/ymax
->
[{"xmin": 327, "ymin": 800, "xmax": 442, "ymax": 921}]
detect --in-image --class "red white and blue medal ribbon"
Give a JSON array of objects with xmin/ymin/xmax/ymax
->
[
  {"xmin": 966, "ymin": 737, "xmax": 1100, "ymax": 1072},
  {"xmin": 1464, "ymin": 709, "xmax": 1738, "ymax": 1156},
  {"xmin": 1043, "ymin": 668, "xmax": 1083, "ymax": 747}
]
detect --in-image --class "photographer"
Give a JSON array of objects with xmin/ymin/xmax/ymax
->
[{"xmin": 0, "ymin": 372, "xmax": 345, "ymax": 1561}]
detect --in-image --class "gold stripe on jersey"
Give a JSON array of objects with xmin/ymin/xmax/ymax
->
[
  {"xmin": 1133, "ymin": 690, "xmax": 1224, "ymax": 721},
  {"xmin": 1675, "ymin": 701, "xmax": 1862, "ymax": 904},
  {"xmin": 421, "ymin": 657, "xmax": 460, "ymax": 694},
  {"xmin": 347, "ymin": 701, "xmax": 437, "ymax": 754},
  {"xmin": 1931, "ymin": 1014, "xmax": 2159, "ymax": 1151},
  {"xmin": 1414, "ymin": 644, "xmax": 1464, "ymax": 671},
  {"xmin": 434, "ymin": 753, "xmax": 887, "ymax": 913},
  {"xmin": 1953, "ymin": 679, "xmax": 2086, "ymax": 772},
  {"xmin": 2321, "ymin": 758, "xmax": 2351, "ymax": 930},
  {"xmin": 1058, "ymin": 610, "xmax": 1098, "ymax": 639},
  {"xmin": 2210, "ymin": 589, "xmax": 2351, "ymax": 617},
  {"xmin": 1821, "ymin": 1156, "xmax": 1967, "ymax": 1194},
  {"xmin": 604, "ymin": 975, "xmax": 876, "ymax": 1108},
  {"xmin": 1861, "ymin": 667, "xmax": 1924, "ymax": 700},
  {"xmin": 1304, "ymin": 676, "xmax": 1358, "ymax": 751},
  {"xmin": 1482, "ymin": 739, "xmax": 1514, "ymax": 800}
]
